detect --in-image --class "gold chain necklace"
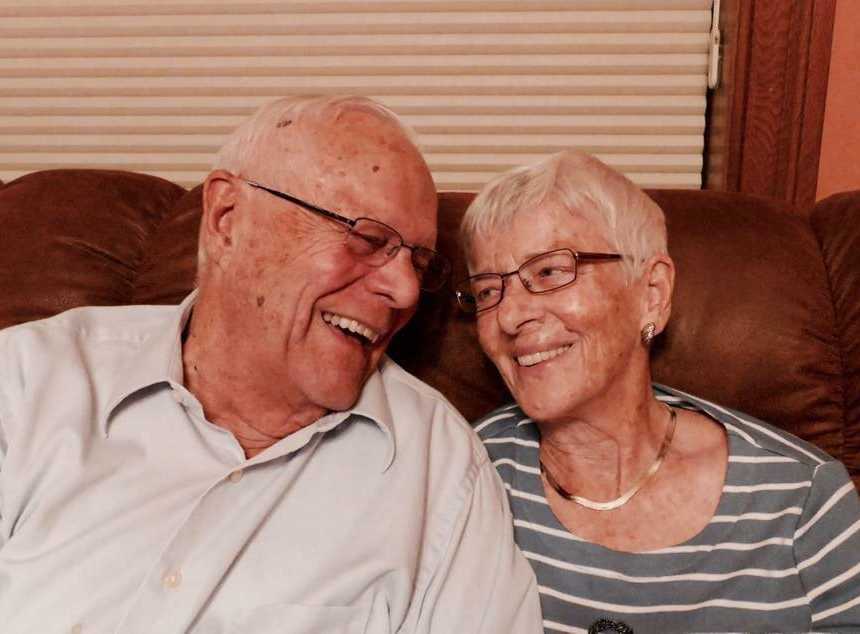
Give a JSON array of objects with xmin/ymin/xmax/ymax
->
[{"xmin": 539, "ymin": 406, "xmax": 677, "ymax": 511}]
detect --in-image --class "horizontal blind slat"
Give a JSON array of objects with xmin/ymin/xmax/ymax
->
[
  {"xmin": 434, "ymin": 170, "xmax": 701, "ymax": 187},
  {"xmin": 0, "ymin": 153, "xmax": 702, "ymax": 170},
  {"xmin": 0, "ymin": 34, "xmax": 709, "ymax": 59},
  {"xmin": 0, "ymin": 114, "xmax": 704, "ymax": 127},
  {"xmin": 1, "ymin": 133, "xmax": 705, "ymax": 153},
  {"xmin": 1, "ymin": 10, "xmax": 712, "ymax": 29},
  {"xmin": 0, "ymin": 95, "xmax": 707, "ymax": 116},
  {"xmin": 0, "ymin": 54, "xmax": 709, "ymax": 78},
  {"xmin": 0, "ymin": 172, "xmax": 701, "ymax": 191},
  {"xmin": 0, "ymin": 75, "xmax": 708, "ymax": 96},
  {"xmin": 0, "ymin": 1, "xmax": 712, "ymax": 16}
]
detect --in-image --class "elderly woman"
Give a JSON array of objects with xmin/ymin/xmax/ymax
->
[{"xmin": 457, "ymin": 151, "xmax": 860, "ymax": 633}]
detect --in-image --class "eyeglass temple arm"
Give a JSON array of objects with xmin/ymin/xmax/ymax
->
[
  {"xmin": 244, "ymin": 180, "xmax": 357, "ymax": 228},
  {"xmin": 575, "ymin": 252, "xmax": 623, "ymax": 261}
]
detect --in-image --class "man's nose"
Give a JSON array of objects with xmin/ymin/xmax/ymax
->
[{"xmin": 367, "ymin": 247, "xmax": 421, "ymax": 309}]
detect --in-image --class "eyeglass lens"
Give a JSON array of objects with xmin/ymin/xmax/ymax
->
[
  {"xmin": 457, "ymin": 250, "xmax": 579, "ymax": 312},
  {"xmin": 345, "ymin": 219, "xmax": 450, "ymax": 291}
]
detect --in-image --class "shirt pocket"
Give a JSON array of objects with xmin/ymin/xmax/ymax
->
[{"xmin": 228, "ymin": 602, "xmax": 376, "ymax": 634}]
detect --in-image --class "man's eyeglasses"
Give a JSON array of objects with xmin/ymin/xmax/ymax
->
[
  {"xmin": 455, "ymin": 248, "xmax": 622, "ymax": 314},
  {"xmin": 243, "ymin": 179, "xmax": 451, "ymax": 292}
]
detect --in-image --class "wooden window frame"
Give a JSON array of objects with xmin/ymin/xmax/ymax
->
[{"xmin": 704, "ymin": 0, "xmax": 836, "ymax": 210}]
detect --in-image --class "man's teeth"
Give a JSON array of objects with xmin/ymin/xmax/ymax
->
[
  {"xmin": 322, "ymin": 311, "xmax": 380, "ymax": 343},
  {"xmin": 517, "ymin": 345, "xmax": 572, "ymax": 367}
]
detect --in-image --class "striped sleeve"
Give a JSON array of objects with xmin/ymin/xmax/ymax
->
[{"xmin": 795, "ymin": 460, "xmax": 860, "ymax": 631}]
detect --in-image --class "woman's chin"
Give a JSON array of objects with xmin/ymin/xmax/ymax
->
[{"xmin": 513, "ymin": 390, "xmax": 574, "ymax": 425}]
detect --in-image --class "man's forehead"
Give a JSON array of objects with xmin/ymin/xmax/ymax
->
[
  {"xmin": 241, "ymin": 101, "xmax": 433, "ymax": 213},
  {"xmin": 262, "ymin": 113, "xmax": 411, "ymax": 178},
  {"xmin": 294, "ymin": 106, "xmax": 399, "ymax": 145}
]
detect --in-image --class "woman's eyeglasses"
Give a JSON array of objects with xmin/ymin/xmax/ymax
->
[{"xmin": 455, "ymin": 248, "xmax": 622, "ymax": 314}]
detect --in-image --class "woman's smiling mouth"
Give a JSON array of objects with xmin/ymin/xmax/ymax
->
[{"xmin": 516, "ymin": 344, "xmax": 572, "ymax": 367}]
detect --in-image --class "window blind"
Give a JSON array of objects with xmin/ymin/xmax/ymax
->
[{"xmin": 0, "ymin": 0, "xmax": 712, "ymax": 191}]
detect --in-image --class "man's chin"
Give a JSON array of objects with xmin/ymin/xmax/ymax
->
[
  {"xmin": 304, "ymin": 352, "xmax": 383, "ymax": 412},
  {"xmin": 322, "ymin": 392, "xmax": 361, "ymax": 413},
  {"xmin": 315, "ymin": 375, "xmax": 370, "ymax": 413}
]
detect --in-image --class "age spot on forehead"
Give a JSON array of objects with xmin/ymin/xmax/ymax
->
[
  {"xmin": 372, "ymin": 165, "xmax": 380, "ymax": 173},
  {"xmin": 256, "ymin": 295, "xmax": 266, "ymax": 307},
  {"xmin": 276, "ymin": 118, "xmax": 293, "ymax": 128}
]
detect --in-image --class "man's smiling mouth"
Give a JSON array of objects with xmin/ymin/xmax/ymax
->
[
  {"xmin": 516, "ymin": 344, "xmax": 572, "ymax": 367},
  {"xmin": 322, "ymin": 311, "xmax": 381, "ymax": 344}
]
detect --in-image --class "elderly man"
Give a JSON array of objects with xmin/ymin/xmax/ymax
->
[{"xmin": 0, "ymin": 96, "xmax": 541, "ymax": 633}]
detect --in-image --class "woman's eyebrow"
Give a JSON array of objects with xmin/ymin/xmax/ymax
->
[{"xmin": 520, "ymin": 242, "xmax": 574, "ymax": 262}]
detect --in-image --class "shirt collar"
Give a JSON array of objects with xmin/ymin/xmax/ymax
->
[
  {"xmin": 100, "ymin": 290, "xmax": 197, "ymax": 434},
  {"xmin": 100, "ymin": 291, "xmax": 397, "ymax": 471},
  {"xmin": 347, "ymin": 360, "xmax": 396, "ymax": 471}
]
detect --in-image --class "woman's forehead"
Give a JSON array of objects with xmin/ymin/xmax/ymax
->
[{"xmin": 471, "ymin": 203, "xmax": 611, "ymax": 266}]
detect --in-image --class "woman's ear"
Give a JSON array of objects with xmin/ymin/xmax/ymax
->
[
  {"xmin": 640, "ymin": 253, "xmax": 675, "ymax": 335},
  {"xmin": 200, "ymin": 170, "xmax": 240, "ymax": 266}
]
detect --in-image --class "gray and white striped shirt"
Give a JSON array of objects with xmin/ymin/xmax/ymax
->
[{"xmin": 475, "ymin": 384, "xmax": 860, "ymax": 633}]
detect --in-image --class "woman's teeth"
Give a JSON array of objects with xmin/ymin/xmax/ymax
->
[
  {"xmin": 322, "ymin": 311, "xmax": 380, "ymax": 343},
  {"xmin": 516, "ymin": 344, "xmax": 572, "ymax": 367}
]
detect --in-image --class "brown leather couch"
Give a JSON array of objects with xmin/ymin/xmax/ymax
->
[{"xmin": 1, "ymin": 169, "xmax": 859, "ymax": 484}]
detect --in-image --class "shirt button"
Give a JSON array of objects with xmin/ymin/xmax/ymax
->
[
  {"xmin": 228, "ymin": 469, "xmax": 244, "ymax": 483},
  {"xmin": 71, "ymin": 625, "xmax": 83, "ymax": 634},
  {"xmin": 162, "ymin": 569, "xmax": 182, "ymax": 589}
]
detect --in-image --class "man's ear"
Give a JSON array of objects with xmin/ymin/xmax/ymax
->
[
  {"xmin": 640, "ymin": 253, "xmax": 675, "ymax": 335},
  {"xmin": 200, "ymin": 170, "xmax": 240, "ymax": 266}
]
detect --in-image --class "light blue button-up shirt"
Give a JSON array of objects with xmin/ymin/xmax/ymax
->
[{"xmin": 0, "ymin": 293, "xmax": 541, "ymax": 633}]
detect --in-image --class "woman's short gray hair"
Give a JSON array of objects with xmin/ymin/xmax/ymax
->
[
  {"xmin": 213, "ymin": 95, "xmax": 419, "ymax": 184},
  {"xmin": 460, "ymin": 150, "xmax": 668, "ymax": 280}
]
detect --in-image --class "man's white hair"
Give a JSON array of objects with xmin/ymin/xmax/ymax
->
[
  {"xmin": 460, "ymin": 150, "xmax": 668, "ymax": 281},
  {"xmin": 213, "ymin": 95, "xmax": 419, "ymax": 185}
]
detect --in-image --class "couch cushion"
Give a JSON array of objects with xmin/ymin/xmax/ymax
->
[
  {"xmin": 649, "ymin": 189, "xmax": 844, "ymax": 459},
  {"xmin": 810, "ymin": 191, "xmax": 860, "ymax": 477},
  {"xmin": 132, "ymin": 185, "xmax": 202, "ymax": 305},
  {"xmin": 0, "ymin": 169, "xmax": 187, "ymax": 330}
]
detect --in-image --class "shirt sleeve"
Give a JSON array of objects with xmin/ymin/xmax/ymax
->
[
  {"xmin": 0, "ymin": 337, "xmax": 10, "ymax": 551},
  {"xmin": 0, "ymin": 361, "xmax": 8, "ymax": 552},
  {"xmin": 794, "ymin": 460, "xmax": 860, "ymax": 631},
  {"xmin": 0, "ymin": 411, "xmax": 6, "ymax": 552},
  {"xmin": 408, "ymin": 455, "xmax": 543, "ymax": 634}
]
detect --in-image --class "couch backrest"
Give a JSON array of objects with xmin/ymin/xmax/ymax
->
[
  {"xmin": 809, "ymin": 192, "xmax": 860, "ymax": 479},
  {"xmin": 1, "ymin": 169, "xmax": 857, "ymax": 482},
  {"xmin": 0, "ymin": 170, "xmax": 191, "ymax": 322}
]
